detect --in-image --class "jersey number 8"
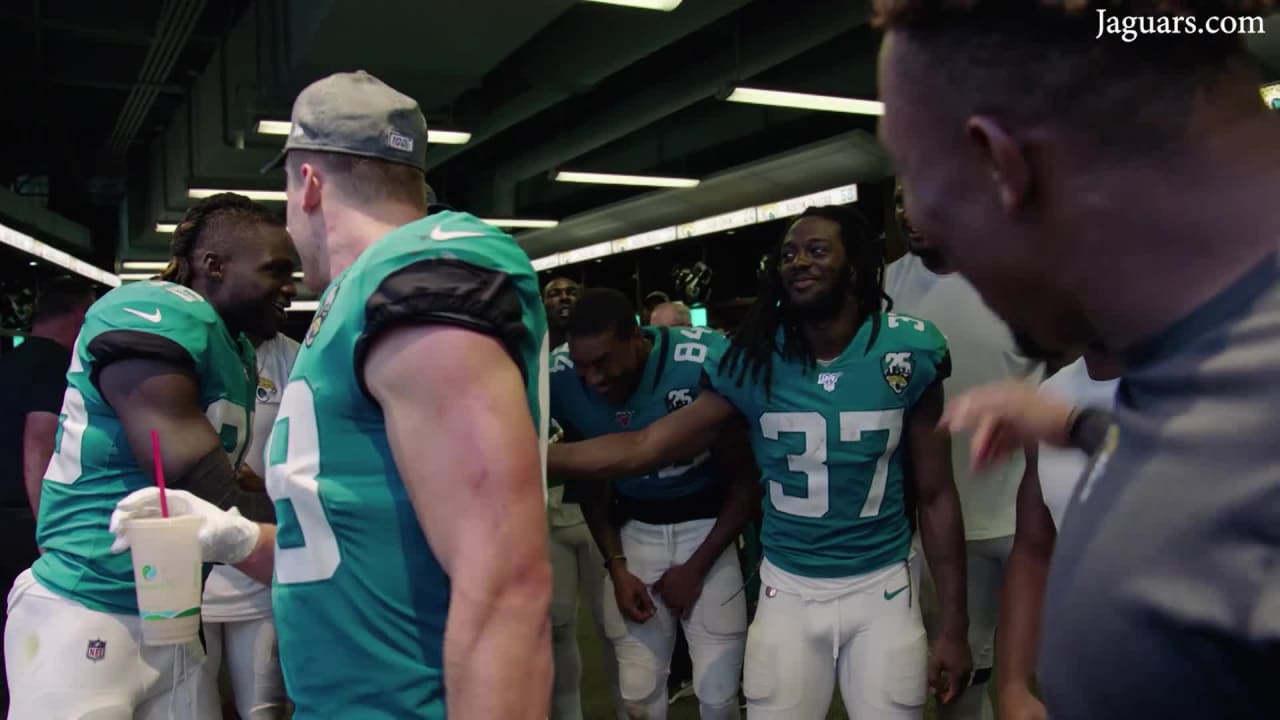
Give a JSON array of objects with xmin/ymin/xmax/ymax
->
[
  {"xmin": 672, "ymin": 326, "xmax": 710, "ymax": 364},
  {"xmin": 267, "ymin": 381, "xmax": 341, "ymax": 584},
  {"xmin": 46, "ymin": 336, "xmax": 249, "ymax": 485}
]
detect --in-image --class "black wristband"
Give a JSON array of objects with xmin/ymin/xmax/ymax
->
[
  {"xmin": 1068, "ymin": 407, "xmax": 1113, "ymax": 456},
  {"xmin": 171, "ymin": 446, "xmax": 277, "ymax": 524}
]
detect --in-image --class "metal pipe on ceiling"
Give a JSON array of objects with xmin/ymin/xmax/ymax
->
[
  {"xmin": 105, "ymin": 0, "xmax": 207, "ymax": 163},
  {"xmin": 424, "ymin": 0, "xmax": 752, "ymax": 171},
  {"xmin": 488, "ymin": 0, "xmax": 873, "ymax": 216}
]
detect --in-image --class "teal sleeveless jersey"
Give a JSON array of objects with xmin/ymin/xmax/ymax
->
[
  {"xmin": 266, "ymin": 211, "xmax": 549, "ymax": 719},
  {"xmin": 706, "ymin": 312, "xmax": 950, "ymax": 579},
  {"xmin": 551, "ymin": 326, "xmax": 722, "ymax": 500},
  {"xmin": 33, "ymin": 280, "xmax": 256, "ymax": 614}
]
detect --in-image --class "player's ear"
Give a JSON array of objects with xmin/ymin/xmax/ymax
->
[
  {"xmin": 201, "ymin": 251, "xmax": 225, "ymax": 282},
  {"xmin": 301, "ymin": 163, "xmax": 324, "ymax": 212}
]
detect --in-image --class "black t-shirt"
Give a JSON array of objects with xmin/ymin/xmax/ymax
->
[{"xmin": 0, "ymin": 336, "xmax": 71, "ymax": 507}]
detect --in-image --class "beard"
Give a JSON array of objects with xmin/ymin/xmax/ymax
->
[{"xmin": 787, "ymin": 269, "xmax": 853, "ymax": 323}]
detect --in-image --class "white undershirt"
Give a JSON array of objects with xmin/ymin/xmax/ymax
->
[
  {"xmin": 201, "ymin": 333, "xmax": 300, "ymax": 622},
  {"xmin": 885, "ymin": 254, "xmax": 1043, "ymax": 540}
]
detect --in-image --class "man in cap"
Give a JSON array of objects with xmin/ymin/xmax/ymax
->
[{"xmin": 110, "ymin": 70, "xmax": 554, "ymax": 719}]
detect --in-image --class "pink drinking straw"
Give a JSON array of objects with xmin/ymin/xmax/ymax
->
[{"xmin": 149, "ymin": 429, "xmax": 170, "ymax": 518}]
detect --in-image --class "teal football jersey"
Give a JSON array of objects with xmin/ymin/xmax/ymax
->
[
  {"xmin": 706, "ymin": 312, "xmax": 950, "ymax": 579},
  {"xmin": 266, "ymin": 211, "xmax": 549, "ymax": 719},
  {"xmin": 550, "ymin": 326, "xmax": 722, "ymax": 500},
  {"xmin": 33, "ymin": 280, "xmax": 256, "ymax": 614}
]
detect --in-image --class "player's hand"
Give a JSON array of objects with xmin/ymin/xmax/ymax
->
[
  {"xmin": 236, "ymin": 463, "xmax": 266, "ymax": 493},
  {"xmin": 109, "ymin": 487, "xmax": 261, "ymax": 565},
  {"xmin": 927, "ymin": 631, "xmax": 973, "ymax": 705},
  {"xmin": 939, "ymin": 380, "xmax": 1075, "ymax": 471},
  {"xmin": 610, "ymin": 567, "xmax": 657, "ymax": 623},
  {"xmin": 653, "ymin": 562, "xmax": 704, "ymax": 620},
  {"xmin": 997, "ymin": 687, "xmax": 1047, "ymax": 720}
]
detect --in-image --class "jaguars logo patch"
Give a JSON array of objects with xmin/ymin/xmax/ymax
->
[
  {"xmin": 666, "ymin": 388, "xmax": 693, "ymax": 412},
  {"xmin": 881, "ymin": 352, "xmax": 914, "ymax": 395},
  {"xmin": 304, "ymin": 282, "xmax": 340, "ymax": 347},
  {"xmin": 256, "ymin": 376, "xmax": 277, "ymax": 403}
]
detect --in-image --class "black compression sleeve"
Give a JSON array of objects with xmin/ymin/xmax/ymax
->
[{"xmin": 170, "ymin": 446, "xmax": 276, "ymax": 523}]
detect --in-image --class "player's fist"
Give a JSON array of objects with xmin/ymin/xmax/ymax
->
[
  {"xmin": 610, "ymin": 567, "xmax": 657, "ymax": 623},
  {"xmin": 109, "ymin": 487, "xmax": 261, "ymax": 565},
  {"xmin": 939, "ymin": 380, "xmax": 1075, "ymax": 471},
  {"xmin": 927, "ymin": 630, "xmax": 973, "ymax": 705},
  {"xmin": 997, "ymin": 687, "xmax": 1047, "ymax": 720}
]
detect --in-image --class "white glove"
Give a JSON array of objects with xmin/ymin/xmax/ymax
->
[{"xmin": 109, "ymin": 487, "xmax": 262, "ymax": 565}]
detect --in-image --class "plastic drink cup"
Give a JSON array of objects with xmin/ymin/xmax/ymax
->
[{"xmin": 126, "ymin": 513, "xmax": 204, "ymax": 645}]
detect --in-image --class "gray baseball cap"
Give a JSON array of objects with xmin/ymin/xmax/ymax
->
[{"xmin": 262, "ymin": 70, "xmax": 427, "ymax": 173}]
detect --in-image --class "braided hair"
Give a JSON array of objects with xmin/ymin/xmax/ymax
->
[
  {"xmin": 158, "ymin": 193, "xmax": 282, "ymax": 286},
  {"xmin": 719, "ymin": 205, "xmax": 892, "ymax": 398}
]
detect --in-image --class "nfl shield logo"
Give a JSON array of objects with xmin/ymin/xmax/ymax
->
[
  {"xmin": 615, "ymin": 411, "xmax": 635, "ymax": 428},
  {"xmin": 86, "ymin": 638, "xmax": 106, "ymax": 663}
]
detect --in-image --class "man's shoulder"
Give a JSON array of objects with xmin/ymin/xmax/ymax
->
[
  {"xmin": 876, "ymin": 311, "xmax": 948, "ymax": 354},
  {"xmin": 91, "ymin": 282, "xmax": 219, "ymax": 325},
  {"xmin": 362, "ymin": 212, "xmax": 532, "ymax": 277}
]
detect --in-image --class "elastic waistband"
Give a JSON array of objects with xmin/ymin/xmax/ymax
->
[
  {"xmin": 760, "ymin": 556, "xmax": 908, "ymax": 602},
  {"xmin": 615, "ymin": 480, "xmax": 726, "ymax": 525}
]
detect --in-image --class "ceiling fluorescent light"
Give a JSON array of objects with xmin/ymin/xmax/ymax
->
[
  {"xmin": 482, "ymin": 218, "xmax": 560, "ymax": 229},
  {"xmin": 428, "ymin": 130, "xmax": 472, "ymax": 145},
  {"xmin": 532, "ymin": 182, "xmax": 860, "ymax": 271},
  {"xmin": 156, "ymin": 223, "xmax": 177, "ymax": 233},
  {"xmin": 726, "ymin": 87, "xmax": 884, "ymax": 116},
  {"xmin": 292, "ymin": 271, "xmax": 304, "ymax": 279},
  {"xmin": 122, "ymin": 261, "xmax": 169, "ymax": 271},
  {"xmin": 255, "ymin": 120, "xmax": 292, "ymax": 135},
  {"xmin": 583, "ymin": 0, "xmax": 682, "ymax": 9},
  {"xmin": 255, "ymin": 120, "xmax": 471, "ymax": 145},
  {"xmin": 0, "ymin": 222, "xmax": 121, "ymax": 287},
  {"xmin": 554, "ymin": 171, "xmax": 700, "ymax": 188},
  {"xmin": 288, "ymin": 300, "xmax": 319, "ymax": 312},
  {"xmin": 189, "ymin": 188, "xmax": 287, "ymax": 202}
]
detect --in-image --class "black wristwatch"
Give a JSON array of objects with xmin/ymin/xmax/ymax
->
[{"xmin": 1067, "ymin": 406, "xmax": 1113, "ymax": 456}]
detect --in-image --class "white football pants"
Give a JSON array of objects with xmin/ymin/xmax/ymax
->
[
  {"xmin": 5, "ymin": 568, "xmax": 216, "ymax": 720},
  {"xmin": 550, "ymin": 518, "xmax": 624, "ymax": 720},
  {"xmin": 743, "ymin": 559, "xmax": 927, "ymax": 720},
  {"xmin": 602, "ymin": 518, "xmax": 747, "ymax": 720},
  {"xmin": 201, "ymin": 616, "xmax": 287, "ymax": 719}
]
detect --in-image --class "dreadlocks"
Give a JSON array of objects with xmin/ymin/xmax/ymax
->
[
  {"xmin": 158, "ymin": 193, "xmax": 282, "ymax": 286},
  {"xmin": 719, "ymin": 205, "xmax": 892, "ymax": 398}
]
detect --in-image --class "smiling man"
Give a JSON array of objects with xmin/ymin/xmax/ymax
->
[
  {"xmin": 548, "ymin": 205, "xmax": 971, "ymax": 719},
  {"xmin": 875, "ymin": 1, "xmax": 1280, "ymax": 718},
  {"xmin": 5, "ymin": 193, "xmax": 295, "ymax": 719},
  {"xmin": 544, "ymin": 276, "xmax": 582, "ymax": 350}
]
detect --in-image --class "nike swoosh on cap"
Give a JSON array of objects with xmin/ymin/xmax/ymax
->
[
  {"xmin": 123, "ymin": 307, "xmax": 163, "ymax": 323},
  {"xmin": 429, "ymin": 225, "xmax": 486, "ymax": 241}
]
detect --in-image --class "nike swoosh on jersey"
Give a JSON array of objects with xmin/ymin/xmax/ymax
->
[
  {"xmin": 122, "ymin": 307, "xmax": 163, "ymax": 323},
  {"xmin": 884, "ymin": 584, "xmax": 909, "ymax": 601},
  {"xmin": 429, "ymin": 225, "xmax": 486, "ymax": 241}
]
